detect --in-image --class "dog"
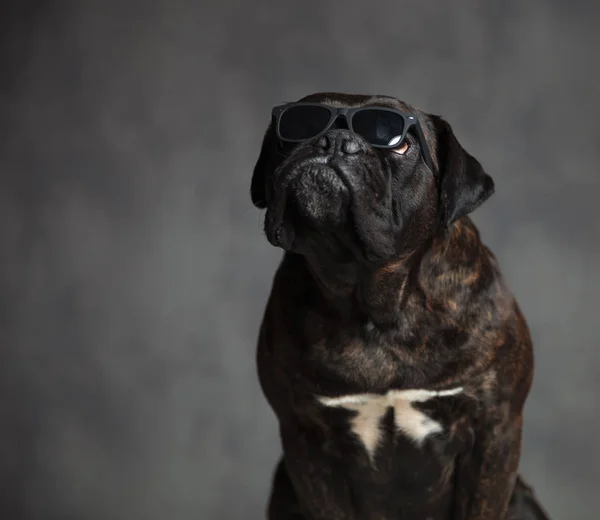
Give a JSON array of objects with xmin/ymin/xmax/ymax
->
[{"xmin": 250, "ymin": 92, "xmax": 550, "ymax": 520}]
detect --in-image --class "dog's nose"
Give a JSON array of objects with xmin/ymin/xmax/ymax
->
[{"xmin": 317, "ymin": 130, "xmax": 364, "ymax": 155}]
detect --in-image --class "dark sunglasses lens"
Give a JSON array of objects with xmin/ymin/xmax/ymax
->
[
  {"xmin": 278, "ymin": 105, "xmax": 332, "ymax": 141},
  {"xmin": 352, "ymin": 109, "xmax": 406, "ymax": 147}
]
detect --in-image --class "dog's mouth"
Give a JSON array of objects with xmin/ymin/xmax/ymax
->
[{"xmin": 265, "ymin": 157, "xmax": 354, "ymax": 250}]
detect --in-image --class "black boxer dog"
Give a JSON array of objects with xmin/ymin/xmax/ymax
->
[{"xmin": 250, "ymin": 92, "xmax": 550, "ymax": 520}]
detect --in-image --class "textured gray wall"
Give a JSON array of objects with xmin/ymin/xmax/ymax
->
[{"xmin": 0, "ymin": 1, "xmax": 598, "ymax": 519}]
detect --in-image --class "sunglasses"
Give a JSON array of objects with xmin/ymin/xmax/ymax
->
[{"xmin": 272, "ymin": 102, "xmax": 435, "ymax": 172}]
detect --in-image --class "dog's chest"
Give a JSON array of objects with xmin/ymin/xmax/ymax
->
[{"xmin": 318, "ymin": 387, "xmax": 463, "ymax": 459}]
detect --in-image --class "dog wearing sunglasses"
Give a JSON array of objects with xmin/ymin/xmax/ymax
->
[{"xmin": 250, "ymin": 92, "xmax": 550, "ymax": 520}]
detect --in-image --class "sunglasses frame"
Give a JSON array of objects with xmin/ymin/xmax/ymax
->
[{"xmin": 272, "ymin": 102, "xmax": 435, "ymax": 172}]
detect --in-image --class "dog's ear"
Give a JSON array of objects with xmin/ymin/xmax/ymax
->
[
  {"xmin": 250, "ymin": 122, "xmax": 278, "ymax": 209},
  {"xmin": 430, "ymin": 115, "xmax": 495, "ymax": 226}
]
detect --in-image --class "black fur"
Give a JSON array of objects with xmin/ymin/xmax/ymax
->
[{"xmin": 250, "ymin": 92, "xmax": 550, "ymax": 520}]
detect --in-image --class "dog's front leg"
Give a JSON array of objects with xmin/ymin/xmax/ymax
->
[
  {"xmin": 279, "ymin": 425, "xmax": 358, "ymax": 520},
  {"xmin": 452, "ymin": 407, "xmax": 524, "ymax": 520}
]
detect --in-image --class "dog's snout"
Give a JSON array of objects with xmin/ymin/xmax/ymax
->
[{"xmin": 317, "ymin": 130, "xmax": 365, "ymax": 156}]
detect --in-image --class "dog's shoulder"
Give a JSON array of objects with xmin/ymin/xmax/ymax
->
[{"xmin": 414, "ymin": 216, "xmax": 533, "ymax": 404}]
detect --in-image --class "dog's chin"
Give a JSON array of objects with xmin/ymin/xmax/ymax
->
[{"xmin": 265, "ymin": 163, "xmax": 351, "ymax": 251}]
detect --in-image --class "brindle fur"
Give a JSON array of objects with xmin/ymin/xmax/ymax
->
[{"xmin": 251, "ymin": 93, "xmax": 550, "ymax": 520}]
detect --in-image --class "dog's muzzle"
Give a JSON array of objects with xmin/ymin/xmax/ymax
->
[
  {"xmin": 265, "ymin": 130, "xmax": 381, "ymax": 250},
  {"xmin": 265, "ymin": 157, "xmax": 351, "ymax": 250}
]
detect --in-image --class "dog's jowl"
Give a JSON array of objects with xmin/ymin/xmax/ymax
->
[{"xmin": 250, "ymin": 93, "xmax": 551, "ymax": 520}]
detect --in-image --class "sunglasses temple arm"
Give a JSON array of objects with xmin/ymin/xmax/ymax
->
[{"xmin": 414, "ymin": 123, "xmax": 436, "ymax": 174}]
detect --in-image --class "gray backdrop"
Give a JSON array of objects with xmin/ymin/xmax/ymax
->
[{"xmin": 0, "ymin": 1, "xmax": 598, "ymax": 519}]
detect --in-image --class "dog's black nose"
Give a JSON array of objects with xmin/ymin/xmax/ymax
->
[{"xmin": 317, "ymin": 130, "xmax": 364, "ymax": 155}]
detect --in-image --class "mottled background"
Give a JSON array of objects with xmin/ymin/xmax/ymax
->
[{"xmin": 0, "ymin": 1, "xmax": 598, "ymax": 519}]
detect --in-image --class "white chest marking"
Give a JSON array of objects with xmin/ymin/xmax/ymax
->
[{"xmin": 318, "ymin": 387, "xmax": 463, "ymax": 459}]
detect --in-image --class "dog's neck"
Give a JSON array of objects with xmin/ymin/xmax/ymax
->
[
  {"xmin": 286, "ymin": 218, "xmax": 482, "ymax": 327},
  {"xmin": 288, "ymin": 242, "xmax": 424, "ymax": 326}
]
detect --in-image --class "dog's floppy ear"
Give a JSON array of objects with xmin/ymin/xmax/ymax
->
[
  {"xmin": 430, "ymin": 115, "xmax": 495, "ymax": 226},
  {"xmin": 250, "ymin": 122, "xmax": 278, "ymax": 209}
]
